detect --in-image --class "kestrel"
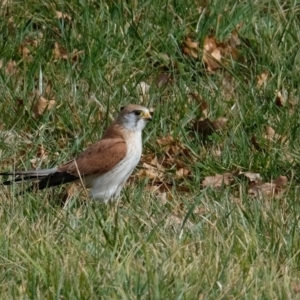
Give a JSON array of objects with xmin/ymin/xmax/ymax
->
[{"xmin": 0, "ymin": 104, "xmax": 152, "ymax": 203}]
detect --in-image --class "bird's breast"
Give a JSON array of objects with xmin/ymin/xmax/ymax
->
[{"xmin": 124, "ymin": 132, "xmax": 142, "ymax": 168}]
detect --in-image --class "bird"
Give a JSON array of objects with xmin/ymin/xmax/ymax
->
[{"xmin": 0, "ymin": 104, "xmax": 152, "ymax": 203}]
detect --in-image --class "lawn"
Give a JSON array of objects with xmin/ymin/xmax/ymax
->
[{"xmin": 1, "ymin": 0, "xmax": 300, "ymax": 299}]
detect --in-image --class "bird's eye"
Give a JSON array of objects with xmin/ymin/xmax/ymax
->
[{"xmin": 133, "ymin": 110, "xmax": 142, "ymax": 115}]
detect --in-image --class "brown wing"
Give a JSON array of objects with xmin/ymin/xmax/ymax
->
[{"xmin": 58, "ymin": 137, "xmax": 127, "ymax": 177}]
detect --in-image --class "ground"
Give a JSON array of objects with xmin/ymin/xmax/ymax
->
[{"xmin": 1, "ymin": 0, "xmax": 300, "ymax": 299}]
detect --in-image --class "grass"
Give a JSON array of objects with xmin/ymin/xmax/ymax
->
[{"xmin": 1, "ymin": 0, "xmax": 300, "ymax": 299}]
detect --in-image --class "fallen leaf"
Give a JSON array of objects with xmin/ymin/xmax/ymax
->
[
  {"xmin": 19, "ymin": 44, "xmax": 31, "ymax": 59},
  {"xmin": 193, "ymin": 118, "xmax": 215, "ymax": 136},
  {"xmin": 203, "ymin": 35, "xmax": 218, "ymax": 53},
  {"xmin": 175, "ymin": 167, "xmax": 190, "ymax": 179},
  {"xmin": 202, "ymin": 172, "xmax": 234, "ymax": 188},
  {"xmin": 250, "ymin": 135, "xmax": 262, "ymax": 151},
  {"xmin": 53, "ymin": 42, "xmax": 83, "ymax": 62},
  {"xmin": 33, "ymin": 96, "xmax": 55, "ymax": 118},
  {"xmin": 275, "ymin": 90, "xmax": 287, "ymax": 106},
  {"xmin": 141, "ymin": 154, "xmax": 164, "ymax": 170},
  {"xmin": 257, "ymin": 71, "xmax": 269, "ymax": 88},
  {"xmin": 292, "ymin": 283, "xmax": 300, "ymax": 294},
  {"xmin": 229, "ymin": 29, "xmax": 241, "ymax": 49},
  {"xmin": 155, "ymin": 72, "xmax": 171, "ymax": 87},
  {"xmin": 264, "ymin": 126, "xmax": 284, "ymax": 142},
  {"xmin": 133, "ymin": 154, "xmax": 165, "ymax": 181},
  {"xmin": 53, "ymin": 42, "xmax": 68, "ymax": 60},
  {"xmin": 265, "ymin": 126, "xmax": 277, "ymax": 140},
  {"xmin": 202, "ymin": 35, "xmax": 224, "ymax": 72},
  {"xmin": 238, "ymin": 171, "xmax": 262, "ymax": 183},
  {"xmin": 18, "ymin": 34, "xmax": 44, "ymax": 60},
  {"xmin": 182, "ymin": 37, "xmax": 199, "ymax": 59},
  {"xmin": 193, "ymin": 117, "xmax": 227, "ymax": 136},
  {"xmin": 272, "ymin": 175, "xmax": 288, "ymax": 187},
  {"xmin": 135, "ymin": 168, "xmax": 161, "ymax": 180},
  {"xmin": 213, "ymin": 117, "xmax": 228, "ymax": 130},
  {"xmin": 157, "ymin": 136, "xmax": 191, "ymax": 160},
  {"xmin": 249, "ymin": 175, "xmax": 288, "ymax": 197},
  {"xmin": 249, "ymin": 182, "xmax": 275, "ymax": 197},
  {"xmin": 157, "ymin": 135, "xmax": 175, "ymax": 147},
  {"xmin": 55, "ymin": 11, "xmax": 72, "ymax": 22},
  {"xmin": 0, "ymin": 59, "xmax": 17, "ymax": 75},
  {"xmin": 184, "ymin": 25, "xmax": 245, "ymax": 76}
]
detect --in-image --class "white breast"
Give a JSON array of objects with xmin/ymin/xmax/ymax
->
[{"xmin": 86, "ymin": 132, "xmax": 142, "ymax": 202}]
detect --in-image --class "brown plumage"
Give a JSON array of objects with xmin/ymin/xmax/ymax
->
[{"xmin": 0, "ymin": 104, "xmax": 152, "ymax": 202}]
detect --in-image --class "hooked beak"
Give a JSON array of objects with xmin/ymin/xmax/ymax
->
[{"xmin": 141, "ymin": 110, "xmax": 152, "ymax": 121}]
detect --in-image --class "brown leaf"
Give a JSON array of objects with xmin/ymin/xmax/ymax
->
[
  {"xmin": 193, "ymin": 117, "xmax": 227, "ymax": 136},
  {"xmin": 202, "ymin": 28, "xmax": 242, "ymax": 72},
  {"xmin": 135, "ymin": 168, "xmax": 161, "ymax": 180},
  {"xmin": 202, "ymin": 36, "xmax": 223, "ymax": 72},
  {"xmin": 53, "ymin": 42, "xmax": 83, "ymax": 62},
  {"xmin": 18, "ymin": 35, "xmax": 44, "ymax": 60},
  {"xmin": 134, "ymin": 154, "xmax": 165, "ymax": 181},
  {"xmin": 213, "ymin": 117, "xmax": 228, "ymax": 130},
  {"xmin": 193, "ymin": 118, "xmax": 215, "ymax": 135},
  {"xmin": 264, "ymin": 126, "xmax": 288, "ymax": 145},
  {"xmin": 175, "ymin": 168, "xmax": 190, "ymax": 179},
  {"xmin": 265, "ymin": 126, "xmax": 276, "ymax": 140},
  {"xmin": 292, "ymin": 283, "xmax": 300, "ymax": 294},
  {"xmin": 250, "ymin": 135, "xmax": 262, "ymax": 151},
  {"xmin": 249, "ymin": 182, "xmax": 275, "ymax": 197},
  {"xmin": 248, "ymin": 175, "xmax": 288, "ymax": 197},
  {"xmin": 238, "ymin": 171, "xmax": 262, "ymax": 183},
  {"xmin": 182, "ymin": 37, "xmax": 199, "ymax": 59},
  {"xmin": 157, "ymin": 135, "xmax": 175, "ymax": 147},
  {"xmin": 229, "ymin": 30, "xmax": 241, "ymax": 49},
  {"xmin": 155, "ymin": 72, "xmax": 171, "ymax": 87},
  {"xmin": 53, "ymin": 42, "xmax": 68, "ymax": 61},
  {"xmin": 202, "ymin": 172, "xmax": 234, "ymax": 188},
  {"xmin": 19, "ymin": 44, "xmax": 31, "ymax": 58},
  {"xmin": 140, "ymin": 153, "xmax": 157, "ymax": 164},
  {"xmin": 272, "ymin": 175, "xmax": 288, "ymax": 188},
  {"xmin": 203, "ymin": 36, "xmax": 218, "ymax": 53},
  {"xmin": 275, "ymin": 90, "xmax": 286, "ymax": 106},
  {"xmin": 156, "ymin": 135, "xmax": 192, "ymax": 182},
  {"xmin": 55, "ymin": 11, "xmax": 72, "ymax": 22},
  {"xmin": 0, "ymin": 59, "xmax": 17, "ymax": 75},
  {"xmin": 33, "ymin": 96, "xmax": 55, "ymax": 118},
  {"xmin": 203, "ymin": 49, "xmax": 223, "ymax": 72},
  {"xmin": 142, "ymin": 155, "xmax": 165, "ymax": 171},
  {"xmin": 257, "ymin": 71, "xmax": 269, "ymax": 88}
]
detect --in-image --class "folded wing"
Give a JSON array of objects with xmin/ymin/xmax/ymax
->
[{"xmin": 0, "ymin": 137, "xmax": 127, "ymax": 191}]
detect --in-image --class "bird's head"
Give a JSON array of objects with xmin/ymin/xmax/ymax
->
[{"xmin": 118, "ymin": 104, "xmax": 152, "ymax": 132}]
